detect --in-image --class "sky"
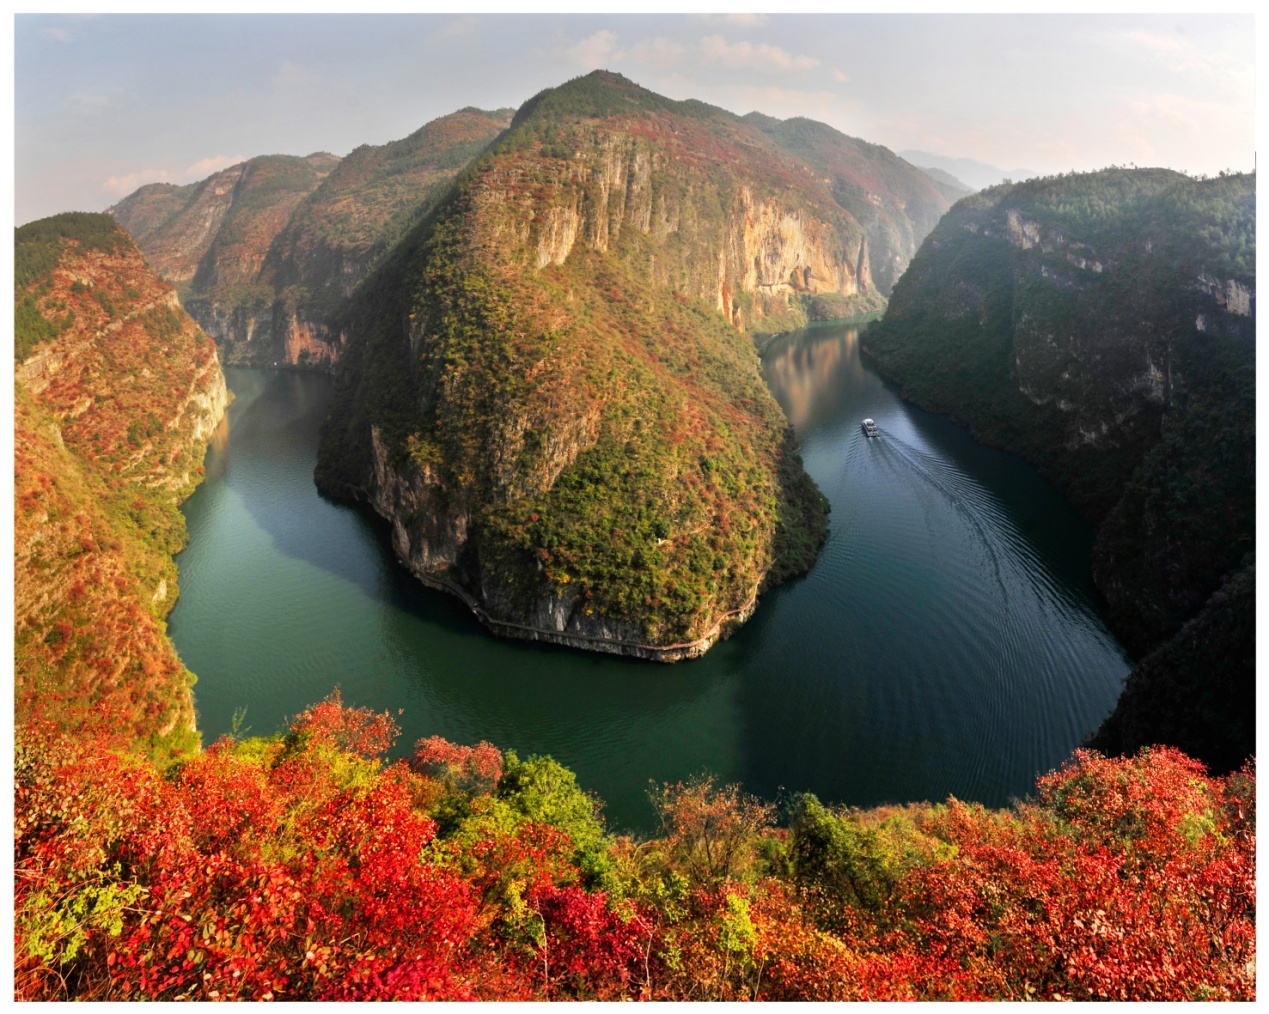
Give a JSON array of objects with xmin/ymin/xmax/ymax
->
[{"xmin": 12, "ymin": 10, "xmax": 1258, "ymax": 226}]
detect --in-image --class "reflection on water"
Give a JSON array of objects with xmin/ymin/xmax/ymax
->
[
  {"xmin": 172, "ymin": 336, "xmax": 1129, "ymax": 833},
  {"xmin": 763, "ymin": 325, "xmax": 870, "ymax": 430}
]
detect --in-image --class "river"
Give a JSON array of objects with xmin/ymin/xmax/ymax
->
[{"xmin": 169, "ymin": 321, "xmax": 1129, "ymax": 832}]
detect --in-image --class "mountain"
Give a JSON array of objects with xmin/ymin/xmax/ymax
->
[
  {"xmin": 899, "ymin": 149, "xmax": 1039, "ymax": 192},
  {"xmin": 863, "ymin": 167, "xmax": 1255, "ymax": 772},
  {"xmin": 14, "ymin": 212, "xmax": 228, "ymax": 757},
  {"xmin": 109, "ymin": 108, "xmax": 514, "ymax": 367},
  {"xmin": 107, "ymin": 152, "xmax": 339, "ymax": 291},
  {"xmin": 742, "ymin": 113, "xmax": 961, "ymax": 295},
  {"xmin": 315, "ymin": 69, "xmax": 982, "ymax": 656}
]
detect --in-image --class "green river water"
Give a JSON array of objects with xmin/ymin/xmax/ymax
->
[{"xmin": 169, "ymin": 322, "xmax": 1129, "ymax": 832}]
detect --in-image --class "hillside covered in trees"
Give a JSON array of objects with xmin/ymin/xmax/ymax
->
[
  {"xmin": 16, "ymin": 693, "xmax": 1256, "ymax": 1000},
  {"xmin": 316, "ymin": 72, "xmax": 868, "ymax": 658},
  {"xmin": 864, "ymin": 168, "xmax": 1255, "ymax": 773},
  {"xmin": 14, "ymin": 213, "xmax": 228, "ymax": 756}
]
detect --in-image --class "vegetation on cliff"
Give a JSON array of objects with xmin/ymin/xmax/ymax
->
[
  {"xmin": 863, "ymin": 167, "xmax": 1255, "ymax": 772},
  {"xmin": 111, "ymin": 78, "xmax": 961, "ymax": 370},
  {"xmin": 14, "ymin": 213, "xmax": 227, "ymax": 758}
]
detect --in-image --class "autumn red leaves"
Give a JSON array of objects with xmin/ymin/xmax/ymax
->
[{"xmin": 14, "ymin": 692, "xmax": 1255, "ymax": 1000}]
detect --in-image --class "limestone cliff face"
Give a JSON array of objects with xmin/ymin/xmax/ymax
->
[
  {"xmin": 864, "ymin": 167, "xmax": 1254, "ymax": 773},
  {"xmin": 472, "ymin": 120, "xmax": 876, "ymax": 339},
  {"xmin": 14, "ymin": 213, "xmax": 228, "ymax": 754},
  {"xmin": 742, "ymin": 114, "xmax": 956, "ymax": 297},
  {"xmin": 318, "ymin": 72, "xmax": 837, "ymax": 659}
]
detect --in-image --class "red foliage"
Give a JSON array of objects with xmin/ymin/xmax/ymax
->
[
  {"xmin": 12, "ymin": 697, "xmax": 1255, "ymax": 1002},
  {"xmin": 411, "ymin": 735, "xmax": 503, "ymax": 794},
  {"xmin": 524, "ymin": 883, "xmax": 650, "ymax": 999},
  {"xmin": 289, "ymin": 688, "xmax": 399, "ymax": 757}
]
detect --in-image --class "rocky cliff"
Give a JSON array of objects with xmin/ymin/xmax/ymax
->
[
  {"xmin": 318, "ymin": 72, "xmax": 845, "ymax": 658},
  {"xmin": 14, "ymin": 213, "xmax": 228, "ymax": 757},
  {"xmin": 109, "ymin": 110, "xmax": 513, "ymax": 368},
  {"xmin": 742, "ymin": 113, "xmax": 961, "ymax": 296},
  {"xmin": 864, "ymin": 168, "xmax": 1255, "ymax": 771}
]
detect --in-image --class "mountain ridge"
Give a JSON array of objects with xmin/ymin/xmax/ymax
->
[{"xmin": 317, "ymin": 70, "xmax": 900, "ymax": 656}]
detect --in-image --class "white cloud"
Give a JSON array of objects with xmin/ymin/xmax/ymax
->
[
  {"xmin": 182, "ymin": 154, "xmax": 248, "ymax": 179},
  {"xmin": 41, "ymin": 27, "xmax": 70, "ymax": 43},
  {"xmin": 629, "ymin": 37, "xmax": 687, "ymax": 69},
  {"xmin": 568, "ymin": 29, "xmax": 623, "ymax": 69},
  {"xmin": 698, "ymin": 35, "xmax": 818, "ymax": 73},
  {"xmin": 831, "ymin": 69, "xmax": 850, "ymax": 84},
  {"xmin": 692, "ymin": 14, "xmax": 769, "ymax": 28},
  {"xmin": 101, "ymin": 168, "xmax": 170, "ymax": 196}
]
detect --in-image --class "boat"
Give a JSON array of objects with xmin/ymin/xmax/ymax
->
[{"xmin": 861, "ymin": 418, "xmax": 880, "ymax": 438}]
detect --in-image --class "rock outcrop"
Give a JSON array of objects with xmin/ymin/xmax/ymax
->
[
  {"xmin": 14, "ymin": 213, "xmax": 228, "ymax": 756},
  {"xmin": 864, "ymin": 167, "xmax": 1255, "ymax": 772}
]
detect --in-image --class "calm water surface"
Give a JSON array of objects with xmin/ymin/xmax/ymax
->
[{"xmin": 170, "ymin": 324, "xmax": 1129, "ymax": 832}]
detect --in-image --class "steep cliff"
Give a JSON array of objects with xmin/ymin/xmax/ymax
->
[
  {"xmin": 864, "ymin": 168, "xmax": 1255, "ymax": 770},
  {"xmin": 109, "ymin": 110, "xmax": 512, "ymax": 368},
  {"xmin": 14, "ymin": 213, "xmax": 228, "ymax": 757},
  {"xmin": 318, "ymin": 72, "xmax": 846, "ymax": 658},
  {"xmin": 742, "ymin": 113, "xmax": 960, "ymax": 295},
  {"xmin": 256, "ymin": 107, "xmax": 515, "ymax": 366}
]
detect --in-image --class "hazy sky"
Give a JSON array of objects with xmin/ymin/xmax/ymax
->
[{"xmin": 13, "ymin": 12, "xmax": 1256, "ymax": 225}]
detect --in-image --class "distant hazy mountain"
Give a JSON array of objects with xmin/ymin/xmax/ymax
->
[
  {"xmin": 900, "ymin": 150, "xmax": 1038, "ymax": 192},
  {"xmin": 911, "ymin": 164, "xmax": 973, "ymax": 200}
]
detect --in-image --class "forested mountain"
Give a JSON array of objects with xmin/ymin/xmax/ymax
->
[
  {"xmin": 14, "ymin": 213, "xmax": 228, "ymax": 756},
  {"xmin": 112, "ymin": 91, "xmax": 962, "ymax": 371},
  {"xmin": 107, "ymin": 152, "xmax": 339, "ymax": 306},
  {"xmin": 864, "ymin": 168, "xmax": 1255, "ymax": 772},
  {"xmin": 318, "ymin": 72, "xmax": 850, "ymax": 658},
  {"xmin": 109, "ymin": 109, "xmax": 513, "ymax": 367}
]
